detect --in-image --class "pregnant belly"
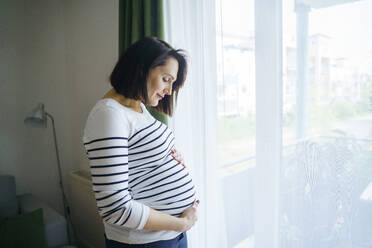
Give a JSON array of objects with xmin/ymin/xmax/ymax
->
[{"xmin": 130, "ymin": 157, "xmax": 196, "ymax": 216}]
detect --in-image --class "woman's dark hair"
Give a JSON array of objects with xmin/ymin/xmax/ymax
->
[{"xmin": 110, "ymin": 37, "xmax": 187, "ymax": 117}]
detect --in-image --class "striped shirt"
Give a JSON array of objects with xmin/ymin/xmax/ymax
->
[{"xmin": 83, "ymin": 98, "xmax": 196, "ymax": 244}]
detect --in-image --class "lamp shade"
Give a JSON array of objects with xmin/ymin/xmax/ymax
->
[{"xmin": 24, "ymin": 103, "xmax": 47, "ymax": 128}]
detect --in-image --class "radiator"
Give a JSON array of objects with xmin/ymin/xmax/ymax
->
[{"xmin": 68, "ymin": 170, "xmax": 105, "ymax": 248}]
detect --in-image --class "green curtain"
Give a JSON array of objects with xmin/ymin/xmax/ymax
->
[{"xmin": 119, "ymin": 0, "xmax": 168, "ymax": 125}]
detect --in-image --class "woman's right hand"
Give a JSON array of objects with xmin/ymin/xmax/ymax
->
[
  {"xmin": 179, "ymin": 200, "xmax": 199, "ymax": 232},
  {"xmin": 143, "ymin": 200, "xmax": 199, "ymax": 232}
]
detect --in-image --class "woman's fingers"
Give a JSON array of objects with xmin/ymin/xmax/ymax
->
[
  {"xmin": 171, "ymin": 151, "xmax": 180, "ymax": 161},
  {"xmin": 171, "ymin": 149, "xmax": 186, "ymax": 168}
]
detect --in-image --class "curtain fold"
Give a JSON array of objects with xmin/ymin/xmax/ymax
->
[
  {"xmin": 118, "ymin": 0, "xmax": 167, "ymax": 125},
  {"xmin": 164, "ymin": 1, "xmax": 228, "ymax": 247}
]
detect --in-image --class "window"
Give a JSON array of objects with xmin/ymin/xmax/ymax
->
[{"xmin": 281, "ymin": 1, "xmax": 372, "ymax": 247}]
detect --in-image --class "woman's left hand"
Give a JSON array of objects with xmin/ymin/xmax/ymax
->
[{"xmin": 171, "ymin": 148, "xmax": 186, "ymax": 168}]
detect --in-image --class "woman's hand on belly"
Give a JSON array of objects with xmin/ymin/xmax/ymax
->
[
  {"xmin": 143, "ymin": 200, "xmax": 199, "ymax": 232},
  {"xmin": 179, "ymin": 200, "xmax": 199, "ymax": 232},
  {"xmin": 171, "ymin": 148, "xmax": 186, "ymax": 168}
]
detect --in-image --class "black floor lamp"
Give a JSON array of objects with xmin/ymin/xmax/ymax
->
[{"xmin": 24, "ymin": 103, "xmax": 72, "ymax": 245}]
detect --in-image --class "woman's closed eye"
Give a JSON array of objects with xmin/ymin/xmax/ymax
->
[{"xmin": 163, "ymin": 77, "xmax": 171, "ymax": 83}]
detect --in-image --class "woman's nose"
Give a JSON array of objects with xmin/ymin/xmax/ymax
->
[{"xmin": 164, "ymin": 85, "xmax": 172, "ymax": 95}]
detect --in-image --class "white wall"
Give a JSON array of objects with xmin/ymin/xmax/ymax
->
[
  {"xmin": 0, "ymin": 0, "xmax": 27, "ymax": 189},
  {"xmin": 64, "ymin": 0, "xmax": 119, "ymax": 174},
  {"xmin": 0, "ymin": 0, "xmax": 118, "ymax": 214}
]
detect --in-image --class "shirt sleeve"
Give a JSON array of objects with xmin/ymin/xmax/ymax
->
[{"xmin": 83, "ymin": 106, "xmax": 150, "ymax": 229}]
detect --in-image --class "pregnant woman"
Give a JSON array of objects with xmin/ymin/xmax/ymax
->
[{"xmin": 83, "ymin": 37, "xmax": 198, "ymax": 248}]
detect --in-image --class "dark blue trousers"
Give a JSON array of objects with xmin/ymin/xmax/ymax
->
[{"xmin": 104, "ymin": 232, "xmax": 188, "ymax": 248}]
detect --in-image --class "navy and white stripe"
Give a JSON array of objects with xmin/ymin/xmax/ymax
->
[{"xmin": 83, "ymin": 99, "xmax": 196, "ymax": 233}]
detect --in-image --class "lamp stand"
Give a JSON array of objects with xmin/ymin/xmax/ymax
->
[{"xmin": 46, "ymin": 112, "xmax": 72, "ymax": 245}]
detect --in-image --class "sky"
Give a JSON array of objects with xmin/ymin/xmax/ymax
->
[
  {"xmin": 217, "ymin": 0, "xmax": 372, "ymax": 58},
  {"xmin": 284, "ymin": 0, "xmax": 372, "ymax": 65}
]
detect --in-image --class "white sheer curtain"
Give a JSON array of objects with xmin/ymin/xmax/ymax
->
[
  {"xmin": 164, "ymin": 1, "xmax": 282, "ymax": 247},
  {"xmin": 164, "ymin": 1, "xmax": 228, "ymax": 248}
]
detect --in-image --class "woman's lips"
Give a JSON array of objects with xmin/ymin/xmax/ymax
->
[{"xmin": 157, "ymin": 93, "xmax": 163, "ymax": 99}]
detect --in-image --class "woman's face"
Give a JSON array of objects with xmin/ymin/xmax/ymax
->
[{"xmin": 146, "ymin": 57, "xmax": 179, "ymax": 106}]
